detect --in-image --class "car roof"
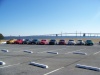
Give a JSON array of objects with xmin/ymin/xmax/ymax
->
[
  {"xmin": 41, "ymin": 39, "xmax": 46, "ymax": 41},
  {"xmin": 33, "ymin": 39, "xmax": 38, "ymax": 40},
  {"xmin": 77, "ymin": 40, "xmax": 83, "ymax": 41},
  {"xmin": 50, "ymin": 39, "xmax": 56, "ymax": 40},
  {"xmin": 86, "ymin": 40, "xmax": 92, "ymax": 41},
  {"xmin": 60, "ymin": 39, "xmax": 65, "ymax": 41},
  {"xmin": 17, "ymin": 39, "xmax": 22, "ymax": 40},
  {"xmin": 69, "ymin": 40, "xmax": 74, "ymax": 41}
]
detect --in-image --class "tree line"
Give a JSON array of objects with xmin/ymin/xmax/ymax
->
[{"xmin": 0, "ymin": 33, "xmax": 4, "ymax": 39}]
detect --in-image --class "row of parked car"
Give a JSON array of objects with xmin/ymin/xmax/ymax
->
[{"xmin": 6, "ymin": 39, "xmax": 94, "ymax": 46}]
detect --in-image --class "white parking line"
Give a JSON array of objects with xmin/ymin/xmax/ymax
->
[
  {"xmin": 2, "ymin": 47, "xmax": 49, "ymax": 53},
  {"xmin": 38, "ymin": 48, "xmax": 86, "ymax": 54},
  {"xmin": 93, "ymin": 51, "xmax": 100, "ymax": 55},
  {"xmin": 12, "ymin": 50, "xmax": 30, "ymax": 52},
  {"xmin": 12, "ymin": 47, "xmax": 49, "ymax": 52},
  {"xmin": 44, "ymin": 67, "xmax": 64, "ymax": 75},
  {"xmin": 31, "ymin": 47, "xmax": 49, "ymax": 50},
  {"xmin": 0, "ymin": 63, "xmax": 20, "ymax": 68},
  {"xmin": 37, "ymin": 48, "xmax": 68, "ymax": 53},
  {"xmin": 65, "ymin": 48, "xmax": 86, "ymax": 54}
]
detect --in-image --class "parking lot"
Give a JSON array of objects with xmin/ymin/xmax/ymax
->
[{"xmin": 0, "ymin": 44, "xmax": 100, "ymax": 75}]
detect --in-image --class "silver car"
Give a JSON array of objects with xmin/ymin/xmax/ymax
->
[
  {"xmin": 67, "ymin": 40, "xmax": 76, "ymax": 45},
  {"xmin": 76, "ymin": 40, "xmax": 85, "ymax": 45}
]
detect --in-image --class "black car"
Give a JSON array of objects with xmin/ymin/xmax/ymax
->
[
  {"xmin": 28, "ymin": 39, "xmax": 40, "ymax": 45},
  {"xmin": 22, "ymin": 39, "xmax": 30, "ymax": 44},
  {"xmin": 49, "ymin": 39, "xmax": 57, "ymax": 45},
  {"xmin": 85, "ymin": 40, "xmax": 94, "ymax": 46}
]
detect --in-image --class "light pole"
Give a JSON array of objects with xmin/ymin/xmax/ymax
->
[{"xmin": 76, "ymin": 31, "xmax": 77, "ymax": 37}]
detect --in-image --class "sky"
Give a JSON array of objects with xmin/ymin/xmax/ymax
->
[{"xmin": 0, "ymin": 0, "xmax": 100, "ymax": 36}]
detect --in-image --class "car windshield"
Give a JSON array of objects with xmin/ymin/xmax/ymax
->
[
  {"xmin": 50, "ymin": 40, "xmax": 56, "ymax": 41},
  {"xmin": 9, "ymin": 39, "xmax": 13, "ymax": 40},
  {"xmin": 29, "ymin": 39, "xmax": 33, "ymax": 41},
  {"xmin": 41, "ymin": 40, "xmax": 46, "ymax": 41},
  {"xmin": 69, "ymin": 40, "xmax": 74, "ymax": 41},
  {"xmin": 78, "ymin": 40, "xmax": 82, "ymax": 41},
  {"xmin": 60, "ymin": 40, "xmax": 65, "ymax": 41},
  {"xmin": 33, "ymin": 39, "xmax": 38, "ymax": 41},
  {"xmin": 87, "ymin": 40, "xmax": 92, "ymax": 42},
  {"xmin": 18, "ymin": 39, "xmax": 21, "ymax": 40},
  {"xmin": 24, "ymin": 39, "xmax": 28, "ymax": 41}
]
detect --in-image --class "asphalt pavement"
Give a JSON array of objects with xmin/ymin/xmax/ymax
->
[{"xmin": 0, "ymin": 44, "xmax": 100, "ymax": 75}]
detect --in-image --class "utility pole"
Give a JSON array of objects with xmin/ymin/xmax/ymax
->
[
  {"xmin": 80, "ymin": 31, "xmax": 81, "ymax": 37},
  {"xmin": 76, "ymin": 31, "xmax": 77, "ymax": 37},
  {"xmin": 61, "ymin": 32, "xmax": 62, "ymax": 37}
]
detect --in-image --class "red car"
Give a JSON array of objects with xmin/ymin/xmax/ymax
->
[
  {"xmin": 39, "ymin": 39, "xmax": 48, "ymax": 45},
  {"xmin": 58, "ymin": 40, "xmax": 66, "ymax": 45},
  {"xmin": 14, "ymin": 39, "xmax": 23, "ymax": 44}
]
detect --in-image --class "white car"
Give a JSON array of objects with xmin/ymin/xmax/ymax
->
[
  {"xmin": 76, "ymin": 40, "xmax": 85, "ymax": 45},
  {"xmin": 67, "ymin": 40, "xmax": 76, "ymax": 45}
]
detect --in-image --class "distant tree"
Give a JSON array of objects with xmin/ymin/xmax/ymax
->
[{"xmin": 0, "ymin": 33, "xmax": 4, "ymax": 39}]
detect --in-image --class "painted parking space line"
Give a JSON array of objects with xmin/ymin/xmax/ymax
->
[
  {"xmin": 44, "ymin": 67, "xmax": 64, "ymax": 75},
  {"xmin": 37, "ymin": 47, "xmax": 69, "ymax": 53},
  {"xmin": 30, "ymin": 47, "xmax": 49, "ymax": 50},
  {"xmin": 12, "ymin": 50, "xmax": 24, "ymax": 52},
  {"xmin": 0, "ymin": 63, "xmax": 20, "ymax": 69},
  {"xmin": 9, "ymin": 47, "xmax": 50, "ymax": 52},
  {"xmin": 93, "ymin": 51, "xmax": 100, "ymax": 55},
  {"xmin": 1, "ymin": 47, "xmax": 50, "ymax": 52},
  {"xmin": 36, "ymin": 48, "xmax": 87, "ymax": 54},
  {"xmin": 65, "ymin": 48, "xmax": 86, "ymax": 54}
]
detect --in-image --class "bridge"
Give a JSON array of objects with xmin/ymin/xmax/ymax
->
[{"xmin": 42, "ymin": 33, "xmax": 100, "ymax": 37}]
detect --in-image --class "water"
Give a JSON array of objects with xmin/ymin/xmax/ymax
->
[{"xmin": 4, "ymin": 36, "xmax": 100, "ymax": 40}]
